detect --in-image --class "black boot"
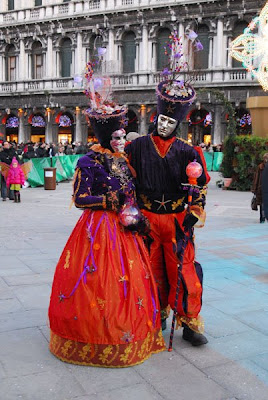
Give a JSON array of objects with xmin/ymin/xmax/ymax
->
[
  {"xmin": 14, "ymin": 193, "xmax": 18, "ymax": 203},
  {"xmin": 182, "ymin": 325, "xmax": 208, "ymax": 346},
  {"xmin": 18, "ymin": 192, "xmax": 21, "ymax": 203}
]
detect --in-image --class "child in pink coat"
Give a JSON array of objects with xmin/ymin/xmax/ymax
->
[{"xmin": 6, "ymin": 157, "xmax": 25, "ymax": 203}]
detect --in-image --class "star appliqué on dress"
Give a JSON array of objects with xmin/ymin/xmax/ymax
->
[
  {"xmin": 136, "ymin": 296, "xmax": 144, "ymax": 310},
  {"xmin": 154, "ymin": 194, "xmax": 172, "ymax": 211}
]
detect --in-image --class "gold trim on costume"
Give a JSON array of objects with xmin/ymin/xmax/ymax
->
[
  {"xmin": 175, "ymin": 315, "xmax": 204, "ymax": 334},
  {"xmin": 49, "ymin": 330, "xmax": 166, "ymax": 368},
  {"xmin": 150, "ymin": 134, "xmax": 174, "ymax": 158}
]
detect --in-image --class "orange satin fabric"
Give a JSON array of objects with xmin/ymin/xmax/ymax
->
[
  {"xmin": 48, "ymin": 210, "xmax": 165, "ymax": 366},
  {"xmin": 142, "ymin": 210, "xmax": 203, "ymax": 322}
]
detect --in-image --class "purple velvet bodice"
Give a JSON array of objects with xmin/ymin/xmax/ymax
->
[{"xmin": 73, "ymin": 149, "xmax": 135, "ymax": 209}]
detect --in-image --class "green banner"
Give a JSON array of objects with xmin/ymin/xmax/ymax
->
[
  {"xmin": 203, "ymin": 152, "xmax": 223, "ymax": 171},
  {"xmin": 24, "ymin": 155, "xmax": 83, "ymax": 188},
  {"xmin": 212, "ymin": 152, "xmax": 223, "ymax": 171}
]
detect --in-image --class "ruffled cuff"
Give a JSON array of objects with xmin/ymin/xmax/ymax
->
[{"xmin": 190, "ymin": 205, "xmax": 206, "ymax": 228}]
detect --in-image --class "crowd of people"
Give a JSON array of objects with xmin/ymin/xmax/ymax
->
[{"xmin": 0, "ymin": 140, "xmax": 93, "ymax": 160}]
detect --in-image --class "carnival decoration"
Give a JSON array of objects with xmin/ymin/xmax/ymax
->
[
  {"xmin": 59, "ymin": 114, "xmax": 72, "ymax": 127},
  {"xmin": 230, "ymin": 2, "xmax": 268, "ymax": 91},
  {"xmin": 239, "ymin": 113, "xmax": 252, "ymax": 128},
  {"xmin": 31, "ymin": 115, "xmax": 46, "ymax": 128},
  {"xmin": 168, "ymin": 160, "xmax": 203, "ymax": 352},
  {"xmin": 161, "ymin": 30, "xmax": 203, "ymax": 95},
  {"xmin": 204, "ymin": 112, "xmax": 212, "ymax": 127},
  {"xmin": 6, "ymin": 116, "xmax": 19, "ymax": 128}
]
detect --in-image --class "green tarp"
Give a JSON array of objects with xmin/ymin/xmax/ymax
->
[
  {"xmin": 24, "ymin": 155, "xmax": 83, "ymax": 188},
  {"xmin": 23, "ymin": 152, "xmax": 223, "ymax": 188},
  {"xmin": 203, "ymin": 152, "xmax": 223, "ymax": 171}
]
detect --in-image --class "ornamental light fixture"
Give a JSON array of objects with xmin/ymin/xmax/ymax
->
[{"xmin": 230, "ymin": 2, "xmax": 268, "ymax": 91}]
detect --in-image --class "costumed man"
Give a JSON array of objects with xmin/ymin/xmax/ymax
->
[{"xmin": 126, "ymin": 78, "xmax": 209, "ymax": 346}]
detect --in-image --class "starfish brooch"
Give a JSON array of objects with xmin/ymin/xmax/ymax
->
[{"xmin": 154, "ymin": 194, "xmax": 172, "ymax": 211}]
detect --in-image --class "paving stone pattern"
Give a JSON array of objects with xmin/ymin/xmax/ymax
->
[{"xmin": 0, "ymin": 173, "xmax": 267, "ymax": 400}]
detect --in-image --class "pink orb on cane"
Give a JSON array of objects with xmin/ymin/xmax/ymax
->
[{"xmin": 186, "ymin": 161, "xmax": 203, "ymax": 179}]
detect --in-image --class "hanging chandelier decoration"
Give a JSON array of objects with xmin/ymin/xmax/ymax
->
[{"xmin": 230, "ymin": 2, "xmax": 268, "ymax": 91}]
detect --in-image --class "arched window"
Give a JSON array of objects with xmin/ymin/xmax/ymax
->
[
  {"xmin": 232, "ymin": 21, "xmax": 248, "ymax": 68},
  {"xmin": 122, "ymin": 32, "xmax": 136, "ymax": 73},
  {"xmin": 32, "ymin": 41, "xmax": 43, "ymax": 79},
  {"xmin": 156, "ymin": 28, "xmax": 171, "ymax": 71},
  {"xmin": 6, "ymin": 44, "xmax": 16, "ymax": 81},
  {"xmin": 60, "ymin": 38, "xmax": 72, "ymax": 77},
  {"xmin": 194, "ymin": 25, "xmax": 209, "ymax": 69}
]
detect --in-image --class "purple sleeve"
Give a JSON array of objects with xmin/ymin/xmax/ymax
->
[{"xmin": 73, "ymin": 167, "xmax": 106, "ymax": 210}]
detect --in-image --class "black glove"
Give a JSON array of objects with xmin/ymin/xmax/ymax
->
[
  {"xmin": 126, "ymin": 215, "xmax": 150, "ymax": 234},
  {"xmin": 118, "ymin": 192, "xmax": 126, "ymax": 206},
  {"xmin": 105, "ymin": 191, "xmax": 120, "ymax": 211},
  {"xmin": 182, "ymin": 213, "xmax": 198, "ymax": 230}
]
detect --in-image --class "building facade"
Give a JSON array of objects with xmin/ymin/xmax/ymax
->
[{"xmin": 0, "ymin": 0, "xmax": 265, "ymax": 145}]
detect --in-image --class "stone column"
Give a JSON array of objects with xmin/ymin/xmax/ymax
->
[
  {"xmin": 139, "ymin": 104, "xmax": 147, "ymax": 135},
  {"xmin": 45, "ymin": 107, "xmax": 53, "ymax": 143},
  {"xmin": 222, "ymin": 34, "xmax": 228, "ymax": 68},
  {"xmin": 46, "ymin": 36, "xmax": 53, "ymax": 78},
  {"xmin": 0, "ymin": 52, "xmax": 3, "ymax": 81},
  {"xmin": 18, "ymin": 108, "xmax": 25, "ymax": 143},
  {"xmin": 140, "ymin": 25, "xmax": 148, "ymax": 71},
  {"xmin": 213, "ymin": 104, "xmax": 222, "ymax": 144},
  {"xmin": 148, "ymin": 39, "xmax": 153, "ymax": 71},
  {"xmin": 215, "ymin": 18, "xmax": 224, "ymax": 68},
  {"xmin": 208, "ymin": 36, "xmax": 213, "ymax": 69},
  {"xmin": 151, "ymin": 40, "xmax": 157, "ymax": 72},
  {"xmin": 108, "ymin": 28, "xmax": 115, "ymax": 64},
  {"xmin": 19, "ymin": 39, "xmax": 25, "ymax": 80},
  {"xmin": 75, "ymin": 32, "xmax": 82, "ymax": 76},
  {"xmin": 75, "ymin": 106, "xmax": 82, "ymax": 142},
  {"xmin": 227, "ymin": 35, "xmax": 233, "ymax": 68}
]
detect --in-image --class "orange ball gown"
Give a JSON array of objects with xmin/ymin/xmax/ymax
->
[{"xmin": 48, "ymin": 147, "xmax": 166, "ymax": 367}]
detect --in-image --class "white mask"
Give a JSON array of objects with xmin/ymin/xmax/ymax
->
[
  {"xmin": 110, "ymin": 129, "xmax": 126, "ymax": 153},
  {"xmin": 157, "ymin": 114, "xmax": 177, "ymax": 137}
]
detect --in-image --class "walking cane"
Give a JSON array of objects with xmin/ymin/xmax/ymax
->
[{"xmin": 168, "ymin": 160, "xmax": 203, "ymax": 352}]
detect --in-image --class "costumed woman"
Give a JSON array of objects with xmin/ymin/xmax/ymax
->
[{"xmin": 48, "ymin": 67, "xmax": 166, "ymax": 367}]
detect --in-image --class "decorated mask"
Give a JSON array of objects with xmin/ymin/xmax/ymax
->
[
  {"xmin": 110, "ymin": 129, "xmax": 126, "ymax": 153},
  {"xmin": 157, "ymin": 114, "xmax": 177, "ymax": 137}
]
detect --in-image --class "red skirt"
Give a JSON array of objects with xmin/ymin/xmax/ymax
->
[{"xmin": 48, "ymin": 210, "xmax": 165, "ymax": 367}]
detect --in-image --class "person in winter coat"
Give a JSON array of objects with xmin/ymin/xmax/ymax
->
[
  {"xmin": 252, "ymin": 153, "xmax": 268, "ymax": 223},
  {"xmin": 6, "ymin": 157, "xmax": 25, "ymax": 203},
  {"xmin": 0, "ymin": 141, "xmax": 16, "ymax": 201},
  {"xmin": 23, "ymin": 145, "xmax": 37, "ymax": 160}
]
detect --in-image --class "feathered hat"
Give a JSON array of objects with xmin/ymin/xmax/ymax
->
[
  {"xmin": 84, "ymin": 61, "xmax": 127, "ymax": 148},
  {"xmin": 156, "ymin": 30, "xmax": 203, "ymax": 122}
]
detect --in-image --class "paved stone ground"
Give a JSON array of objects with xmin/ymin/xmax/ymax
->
[{"xmin": 0, "ymin": 172, "xmax": 267, "ymax": 400}]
